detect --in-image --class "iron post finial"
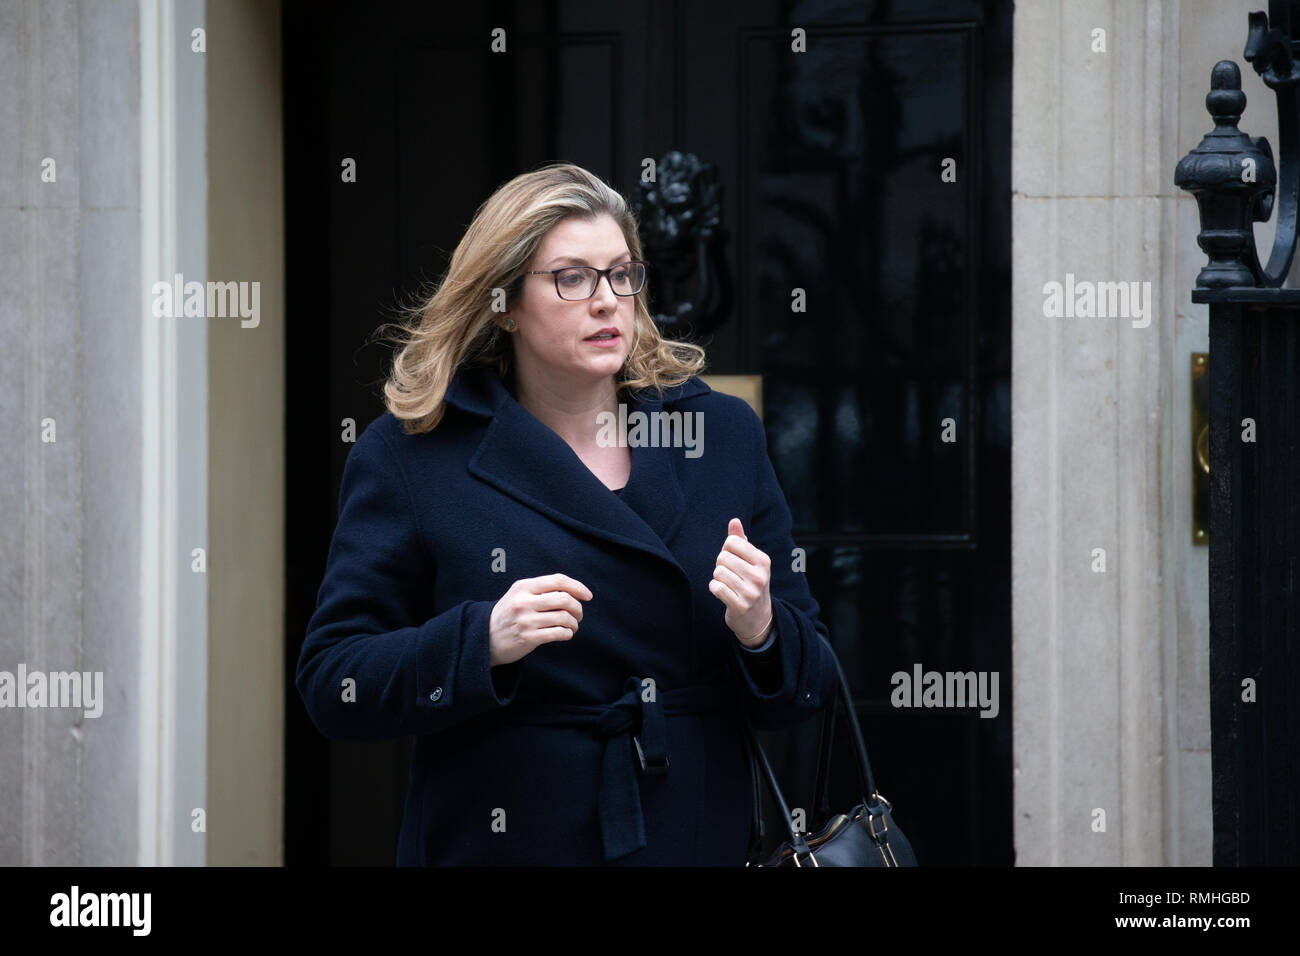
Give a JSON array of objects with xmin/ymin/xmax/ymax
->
[
  {"xmin": 1207, "ymin": 60, "xmax": 1248, "ymax": 126},
  {"xmin": 1175, "ymin": 61, "xmax": 1277, "ymax": 288}
]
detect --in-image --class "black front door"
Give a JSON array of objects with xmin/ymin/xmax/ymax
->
[{"xmin": 284, "ymin": 0, "xmax": 1012, "ymax": 866}]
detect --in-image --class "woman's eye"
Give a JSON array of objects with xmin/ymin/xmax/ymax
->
[{"xmin": 559, "ymin": 272, "xmax": 585, "ymax": 285}]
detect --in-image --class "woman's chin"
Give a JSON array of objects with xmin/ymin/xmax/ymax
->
[{"xmin": 574, "ymin": 352, "xmax": 626, "ymax": 377}]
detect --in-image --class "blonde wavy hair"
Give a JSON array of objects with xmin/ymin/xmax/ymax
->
[{"xmin": 375, "ymin": 162, "xmax": 708, "ymax": 435}]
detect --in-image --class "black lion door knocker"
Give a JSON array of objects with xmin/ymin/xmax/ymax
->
[{"xmin": 631, "ymin": 151, "xmax": 733, "ymax": 338}]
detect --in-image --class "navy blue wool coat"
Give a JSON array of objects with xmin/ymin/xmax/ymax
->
[{"xmin": 296, "ymin": 362, "xmax": 839, "ymax": 865}]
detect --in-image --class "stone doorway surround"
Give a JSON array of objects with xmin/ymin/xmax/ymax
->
[{"xmin": 1011, "ymin": 0, "xmax": 1281, "ymax": 865}]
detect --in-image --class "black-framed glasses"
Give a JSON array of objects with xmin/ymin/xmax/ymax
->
[{"xmin": 525, "ymin": 259, "xmax": 648, "ymax": 301}]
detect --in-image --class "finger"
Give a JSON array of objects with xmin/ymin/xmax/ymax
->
[
  {"xmin": 713, "ymin": 564, "xmax": 757, "ymax": 604},
  {"xmin": 721, "ymin": 533, "xmax": 769, "ymax": 567},
  {"xmin": 561, "ymin": 592, "xmax": 584, "ymax": 622},
  {"xmin": 535, "ymin": 625, "xmax": 576, "ymax": 643},
  {"xmin": 708, "ymin": 576, "xmax": 742, "ymax": 610},
  {"xmin": 530, "ymin": 591, "xmax": 584, "ymax": 623},
  {"xmin": 728, "ymin": 517, "xmax": 746, "ymax": 541},
  {"xmin": 715, "ymin": 549, "xmax": 762, "ymax": 581},
  {"xmin": 527, "ymin": 573, "xmax": 592, "ymax": 601},
  {"xmin": 534, "ymin": 609, "xmax": 579, "ymax": 632}
]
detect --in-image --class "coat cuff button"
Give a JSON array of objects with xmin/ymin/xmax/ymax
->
[
  {"xmin": 429, "ymin": 687, "xmax": 443, "ymax": 702},
  {"xmin": 802, "ymin": 691, "xmax": 812, "ymax": 701}
]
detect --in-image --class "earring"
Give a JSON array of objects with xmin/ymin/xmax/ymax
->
[{"xmin": 504, "ymin": 317, "xmax": 516, "ymax": 332}]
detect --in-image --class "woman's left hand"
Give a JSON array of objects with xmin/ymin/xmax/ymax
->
[{"xmin": 708, "ymin": 518, "xmax": 774, "ymax": 648}]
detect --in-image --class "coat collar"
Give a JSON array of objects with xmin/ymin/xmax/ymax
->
[
  {"xmin": 442, "ymin": 363, "xmax": 710, "ymax": 580},
  {"xmin": 442, "ymin": 361, "xmax": 711, "ymax": 416}
]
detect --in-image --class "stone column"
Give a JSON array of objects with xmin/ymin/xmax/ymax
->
[{"xmin": 0, "ymin": 0, "xmax": 145, "ymax": 865}]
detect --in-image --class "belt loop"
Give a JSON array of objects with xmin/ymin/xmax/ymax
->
[
  {"xmin": 633, "ymin": 734, "xmax": 669, "ymax": 775},
  {"xmin": 633, "ymin": 677, "xmax": 669, "ymax": 775}
]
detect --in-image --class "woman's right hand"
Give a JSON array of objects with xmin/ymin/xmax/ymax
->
[{"xmin": 488, "ymin": 573, "xmax": 593, "ymax": 667}]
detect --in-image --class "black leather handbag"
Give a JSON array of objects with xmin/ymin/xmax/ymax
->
[{"xmin": 744, "ymin": 634, "xmax": 917, "ymax": 867}]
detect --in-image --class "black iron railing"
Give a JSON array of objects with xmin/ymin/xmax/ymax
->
[{"xmin": 1176, "ymin": 0, "xmax": 1300, "ymax": 866}]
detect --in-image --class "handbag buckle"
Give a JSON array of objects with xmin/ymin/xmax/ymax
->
[
  {"xmin": 634, "ymin": 735, "xmax": 669, "ymax": 775},
  {"xmin": 866, "ymin": 799, "xmax": 901, "ymax": 866},
  {"xmin": 789, "ymin": 834, "xmax": 819, "ymax": 867},
  {"xmin": 867, "ymin": 808, "xmax": 889, "ymax": 841},
  {"xmin": 791, "ymin": 848, "xmax": 820, "ymax": 867}
]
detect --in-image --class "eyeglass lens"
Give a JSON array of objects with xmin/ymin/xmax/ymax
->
[{"xmin": 554, "ymin": 262, "xmax": 646, "ymax": 300}]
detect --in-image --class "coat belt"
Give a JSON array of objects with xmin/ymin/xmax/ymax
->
[{"xmin": 486, "ymin": 676, "xmax": 733, "ymax": 862}]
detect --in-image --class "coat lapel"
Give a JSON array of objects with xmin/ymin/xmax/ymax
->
[{"xmin": 444, "ymin": 363, "xmax": 710, "ymax": 579}]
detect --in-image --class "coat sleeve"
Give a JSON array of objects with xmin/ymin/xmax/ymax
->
[
  {"xmin": 295, "ymin": 422, "xmax": 523, "ymax": 741},
  {"xmin": 726, "ymin": 402, "xmax": 840, "ymax": 731}
]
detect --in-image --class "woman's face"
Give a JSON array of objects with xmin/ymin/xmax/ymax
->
[{"xmin": 504, "ymin": 213, "xmax": 636, "ymax": 387}]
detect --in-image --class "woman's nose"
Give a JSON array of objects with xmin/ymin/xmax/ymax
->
[{"xmin": 590, "ymin": 276, "xmax": 619, "ymax": 310}]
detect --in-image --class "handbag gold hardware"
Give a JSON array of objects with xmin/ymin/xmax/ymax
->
[{"xmin": 752, "ymin": 792, "xmax": 900, "ymax": 867}]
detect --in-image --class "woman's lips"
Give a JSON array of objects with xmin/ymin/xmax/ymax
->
[{"xmin": 584, "ymin": 331, "xmax": 621, "ymax": 347}]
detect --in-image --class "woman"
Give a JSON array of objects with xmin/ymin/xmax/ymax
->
[{"xmin": 295, "ymin": 162, "xmax": 839, "ymax": 865}]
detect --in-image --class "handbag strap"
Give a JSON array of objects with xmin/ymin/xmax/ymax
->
[
  {"xmin": 746, "ymin": 690, "xmax": 834, "ymax": 857},
  {"xmin": 745, "ymin": 632, "xmax": 883, "ymax": 854},
  {"xmin": 812, "ymin": 697, "xmax": 837, "ymax": 819}
]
